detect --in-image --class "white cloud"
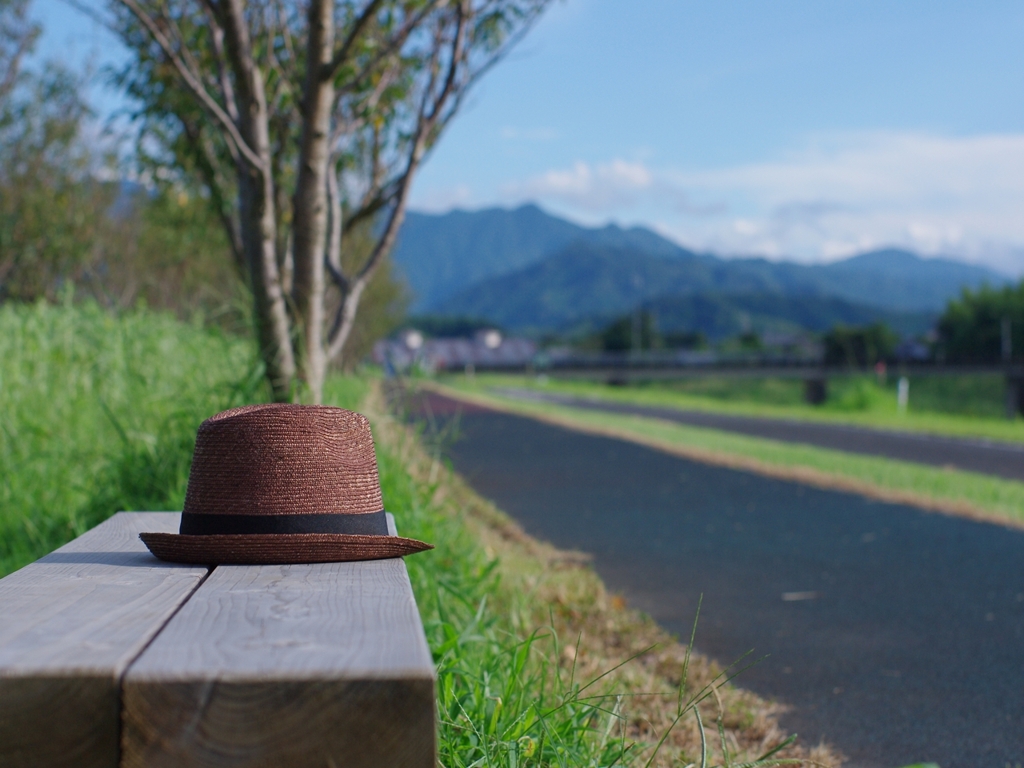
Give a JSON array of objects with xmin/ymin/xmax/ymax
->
[
  {"xmin": 502, "ymin": 159, "xmax": 654, "ymax": 211},
  {"xmin": 409, "ymin": 184, "xmax": 474, "ymax": 213},
  {"xmin": 494, "ymin": 132, "xmax": 1024, "ymax": 273}
]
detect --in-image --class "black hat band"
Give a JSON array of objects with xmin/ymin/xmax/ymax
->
[{"xmin": 178, "ymin": 509, "xmax": 389, "ymax": 536}]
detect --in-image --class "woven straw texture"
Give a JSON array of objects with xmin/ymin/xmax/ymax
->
[
  {"xmin": 139, "ymin": 403, "xmax": 432, "ymax": 564},
  {"xmin": 184, "ymin": 403, "xmax": 383, "ymax": 517}
]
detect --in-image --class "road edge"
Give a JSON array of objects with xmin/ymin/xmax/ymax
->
[{"xmin": 423, "ymin": 380, "xmax": 1024, "ymax": 533}]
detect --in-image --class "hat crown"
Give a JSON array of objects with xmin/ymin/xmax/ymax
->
[{"xmin": 183, "ymin": 403, "xmax": 383, "ymax": 518}]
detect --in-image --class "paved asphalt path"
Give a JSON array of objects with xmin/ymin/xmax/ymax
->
[
  {"xmin": 493, "ymin": 387, "xmax": 1024, "ymax": 482},
  {"xmin": 409, "ymin": 390, "xmax": 1024, "ymax": 768}
]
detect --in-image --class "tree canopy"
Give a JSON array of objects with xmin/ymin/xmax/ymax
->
[
  {"xmin": 101, "ymin": 0, "xmax": 548, "ymax": 400},
  {"xmin": 938, "ymin": 281, "xmax": 1024, "ymax": 365}
]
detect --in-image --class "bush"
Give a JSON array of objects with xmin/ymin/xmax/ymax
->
[
  {"xmin": 601, "ymin": 310, "xmax": 659, "ymax": 352},
  {"xmin": 938, "ymin": 281, "xmax": 1024, "ymax": 364},
  {"xmin": 823, "ymin": 322, "xmax": 898, "ymax": 367}
]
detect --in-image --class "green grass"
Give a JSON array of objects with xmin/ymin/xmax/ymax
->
[
  {"xmin": 0, "ymin": 299, "xmax": 262, "ymax": 575},
  {"xmin": 6, "ymin": 302, "xmax": 771, "ymax": 766},
  {"xmin": 440, "ymin": 382, "xmax": 1024, "ymax": 528},
  {"xmin": 451, "ymin": 372, "xmax": 1024, "ymax": 445},
  {"xmin": 371, "ymin": 423, "xmax": 637, "ymax": 766}
]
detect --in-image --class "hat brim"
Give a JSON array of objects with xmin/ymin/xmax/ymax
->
[{"xmin": 139, "ymin": 532, "xmax": 432, "ymax": 565}]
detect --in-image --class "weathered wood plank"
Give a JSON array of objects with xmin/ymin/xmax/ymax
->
[
  {"xmin": 0, "ymin": 512, "xmax": 208, "ymax": 768},
  {"xmin": 122, "ymin": 515, "xmax": 436, "ymax": 768}
]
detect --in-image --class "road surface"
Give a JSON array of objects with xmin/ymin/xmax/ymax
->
[
  {"xmin": 494, "ymin": 387, "xmax": 1024, "ymax": 482},
  {"xmin": 409, "ymin": 390, "xmax": 1024, "ymax": 768}
]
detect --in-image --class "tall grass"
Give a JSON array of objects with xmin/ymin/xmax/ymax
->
[
  {"xmin": 0, "ymin": 299, "xmax": 260, "ymax": 574},
  {"xmin": 0, "ymin": 304, "xmax": 808, "ymax": 766},
  {"xmin": 1, "ymin": 303, "xmax": 630, "ymax": 763}
]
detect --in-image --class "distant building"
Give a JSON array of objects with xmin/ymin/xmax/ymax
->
[{"xmin": 374, "ymin": 329, "xmax": 537, "ymax": 373}]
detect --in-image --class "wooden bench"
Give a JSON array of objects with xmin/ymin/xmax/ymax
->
[{"xmin": 0, "ymin": 512, "xmax": 435, "ymax": 768}]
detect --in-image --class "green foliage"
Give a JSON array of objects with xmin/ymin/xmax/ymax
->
[
  {"xmin": 938, "ymin": 280, "xmax": 1024, "ymax": 364},
  {"xmin": 661, "ymin": 376, "xmax": 808, "ymax": 407},
  {"xmin": 103, "ymin": 187, "xmax": 246, "ymax": 323},
  {"xmin": 466, "ymin": 372, "xmax": 1024, "ymax": 443},
  {"xmin": 105, "ymin": 0, "xmax": 551, "ymax": 399},
  {"xmin": 0, "ymin": 5, "xmax": 246, "ymax": 325},
  {"xmin": 0, "ymin": 302, "xmax": 626, "ymax": 763},
  {"xmin": 0, "ymin": 300, "xmax": 259, "ymax": 574},
  {"xmin": 600, "ymin": 310, "xmax": 659, "ymax": 352},
  {"xmin": 823, "ymin": 323, "xmax": 899, "ymax": 367},
  {"xmin": 886, "ymin": 373, "xmax": 1006, "ymax": 419},
  {"xmin": 1, "ymin": 305, "xmax": 813, "ymax": 765},
  {"xmin": 0, "ymin": 60, "xmax": 113, "ymax": 302},
  {"xmin": 825, "ymin": 378, "xmax": 887, "ymax": 412}
]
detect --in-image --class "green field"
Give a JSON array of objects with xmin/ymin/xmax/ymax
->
[
  {"xmin": 449, "ymin": 372, "xmax": 1024, "ymax": 445},
  {"xmin": 3, "ymin": 302, "xmax": 812, "ymax": 767}
]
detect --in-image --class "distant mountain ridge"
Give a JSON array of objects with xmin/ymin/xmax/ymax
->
[
  {"xmin": 393, "ymin": 204, "xmax": 689, "ymax": 310},
  {"xmin": 436, "ymin": 242, "xmax": 935, "ymax": 336},
  {"xmin": 391, "ymin": 204, "xmax": 1007, "ymax": 335}
]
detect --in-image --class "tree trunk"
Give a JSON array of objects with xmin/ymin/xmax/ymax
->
[
  {"xmin": 239, "ymin": 163, "xmax": 295, "ymax": 401},
  {"xmin": 291, "ymin": 0, "xmax": 334, "ymax": 403},
  {"xmin": 222, "ymin": 0, "xmax": 295, "ymax": 401}
]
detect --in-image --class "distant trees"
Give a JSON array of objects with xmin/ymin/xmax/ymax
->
[
  {"xmin": 0, "ymin": 0, "xmax": 242, "ymax": 318},
  {"xmin": 937, "ymin": 281, "xmax": 1024, "ymax": 364},
  {"xmin": 823, "ymin": 323, "xmax": 898, "ymax": 367},
  {"xmin": 0, "ymin": 0, "xmax": 108, "ymax": 302},
  {"xmin": 600, "ymin": 310, "xmax": 659, "ymax": 352},
  {"xmin": 98, "ymin": 0, "xmax": 548, "ymax": 402}
]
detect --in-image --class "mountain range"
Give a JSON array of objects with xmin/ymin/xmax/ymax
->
[{"xmin": 391, "ymin": 204, "xmax": 1007, "ymax": 338}]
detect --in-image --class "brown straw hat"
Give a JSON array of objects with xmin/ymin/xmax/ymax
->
[{"xmin": 140, "ymin": 403, "xmax": 432, "ymax": 565}]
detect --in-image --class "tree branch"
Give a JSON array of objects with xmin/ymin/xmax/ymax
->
[
  {"xmin": 0, "ymin": 30, "xmax": 35, "ymax": 100},
  {"xmin": 324, "ymin": 0, "xmax": 383, "ymax": 79},
  {"xmin": 329, "ymin": 0, "xmax": 442, "ymax": 92},
  {"xmin": 199, "ymin": 0, "xmax": 241, "ymax": 124},
  {"xmin": 114, "ymin": 0, "xmax": 266, "ymax": 172},
  {"xmin": 179, "ymin": 115, "xmax": 245, "ymax": 273}
]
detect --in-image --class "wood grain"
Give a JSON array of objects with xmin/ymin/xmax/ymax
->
[
  {"xmin": 0, "ymin": 512, "xmax": 208, "ymax": 768},
  {"xmin": 122, "ymin": 515, "xmax": 436, "ymax": 768}
]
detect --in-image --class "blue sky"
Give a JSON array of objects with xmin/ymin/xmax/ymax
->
[{"xmin": 31, "ymin": 0, "xmax": 1024, "ymax": 273}]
